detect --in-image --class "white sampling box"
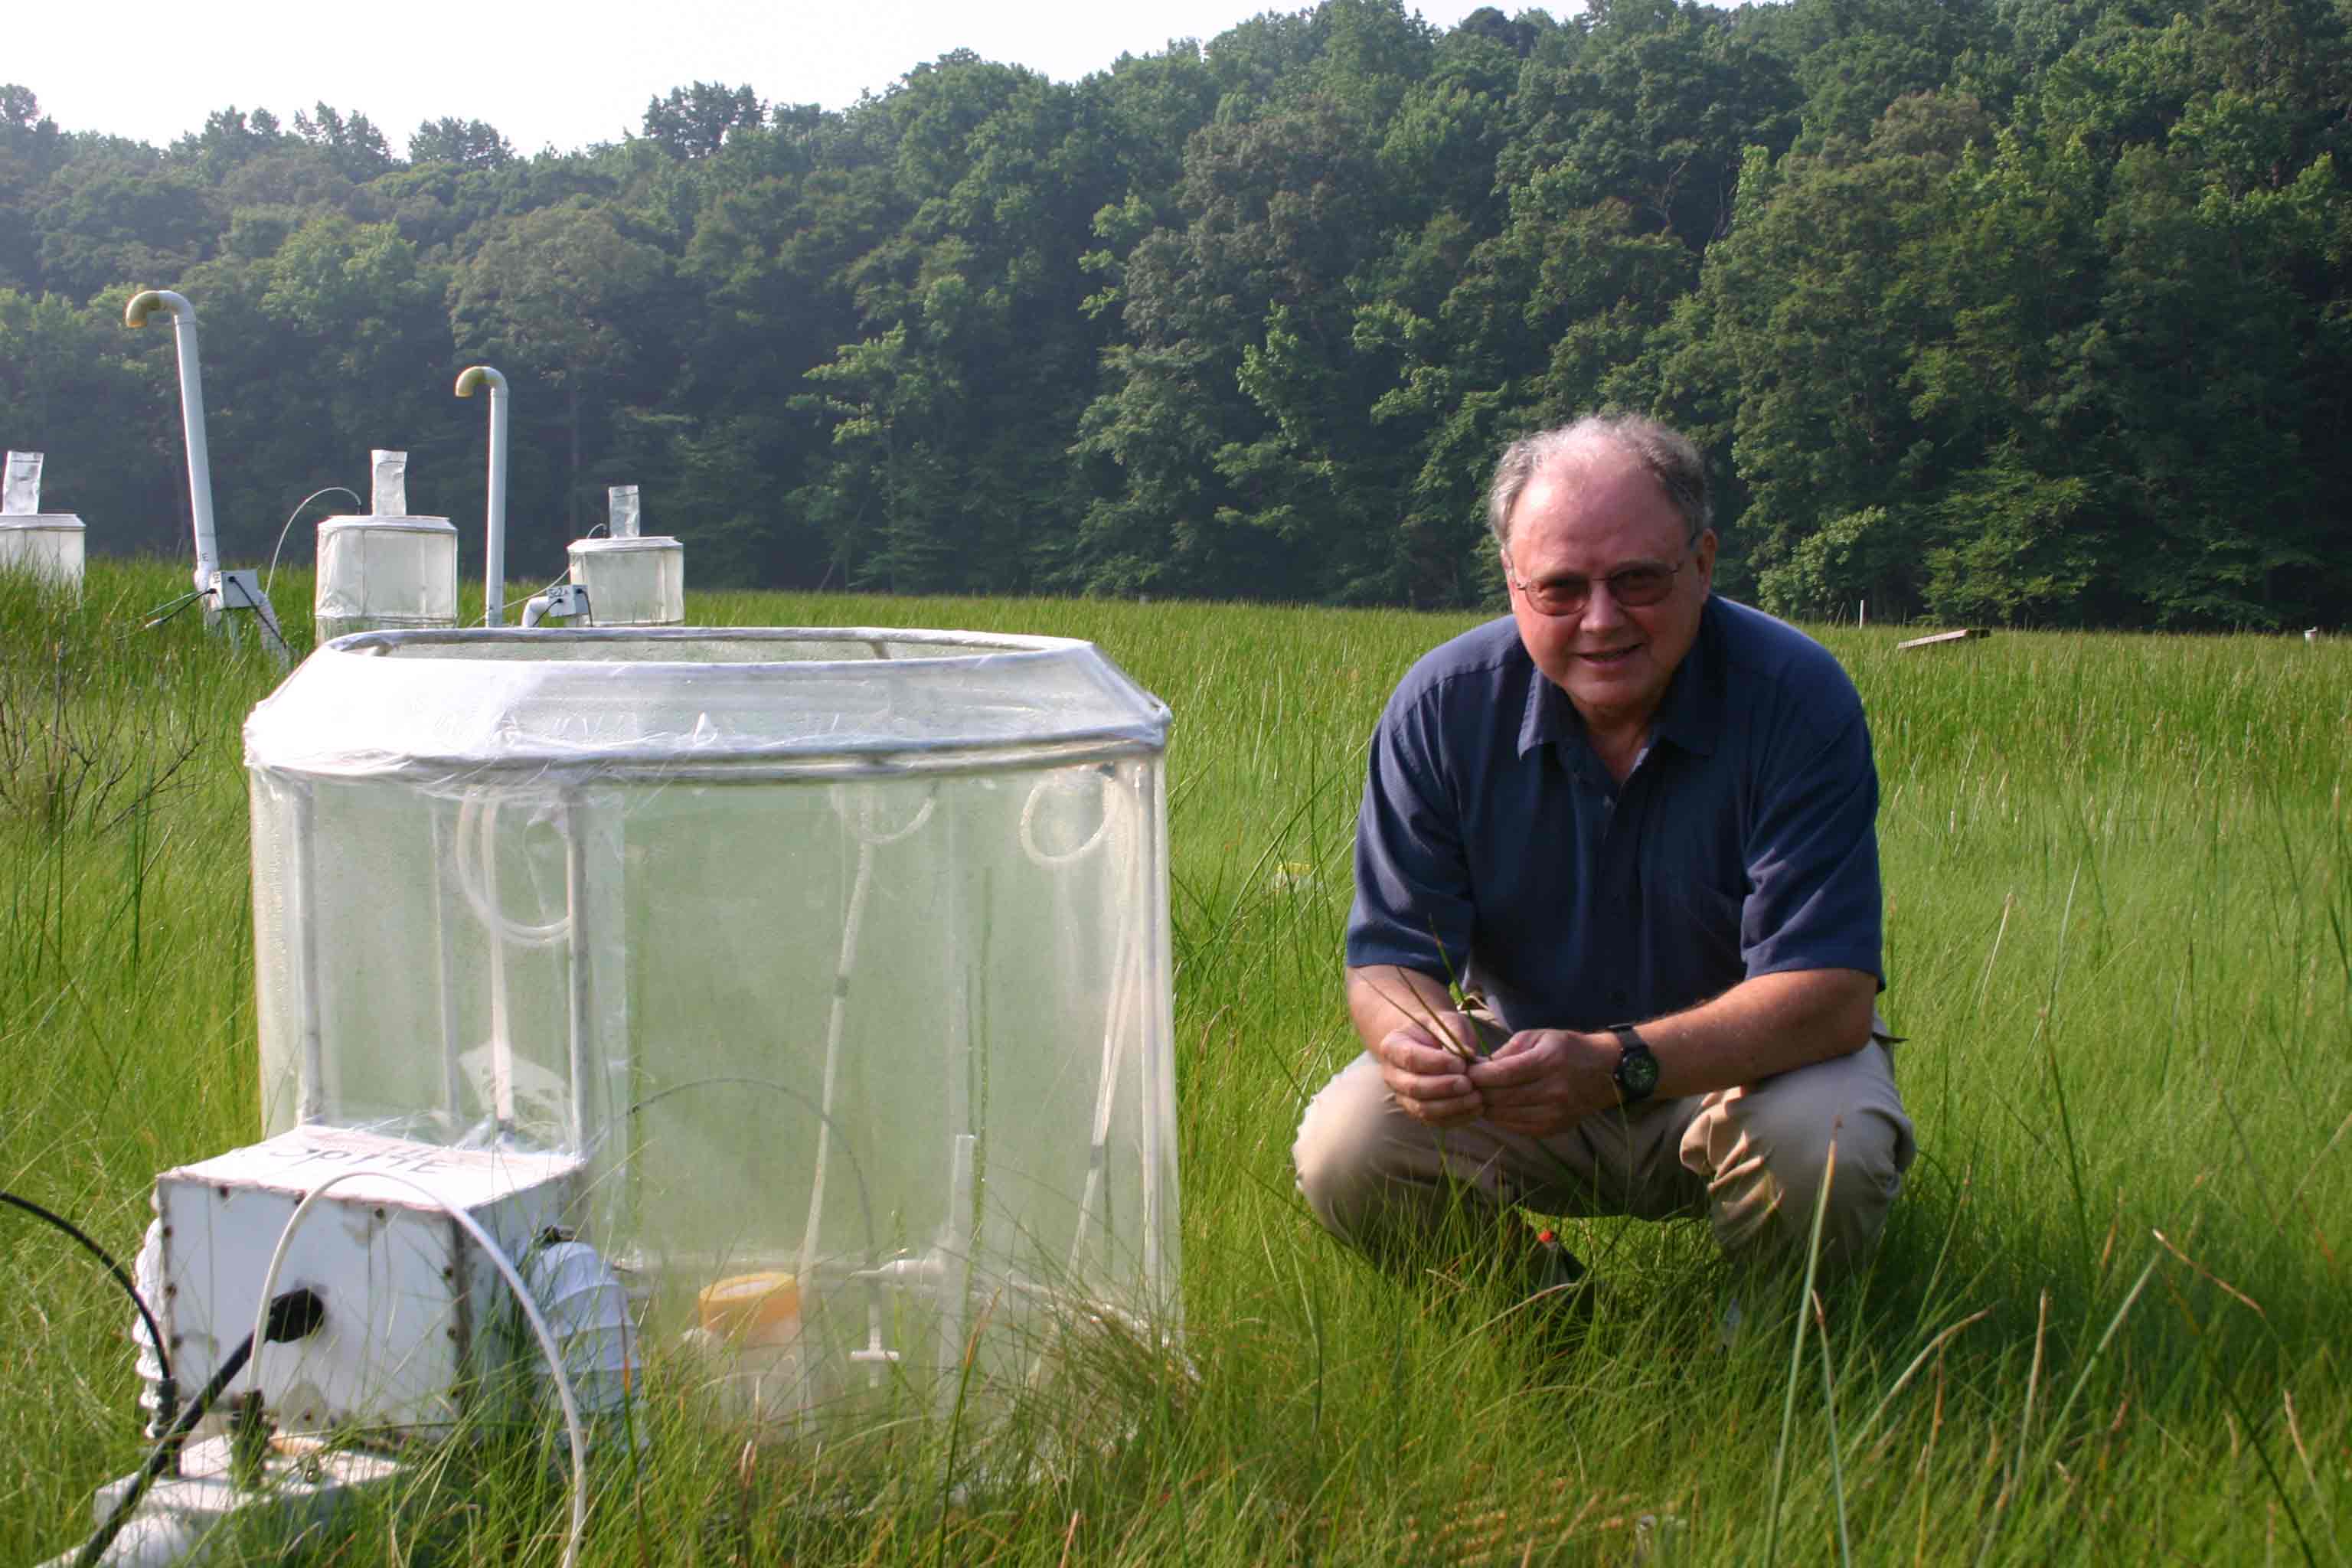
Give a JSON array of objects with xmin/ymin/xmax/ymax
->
[
  {"xmin": 314, "ymin": 450, "xmax": 458, "ymax": 639},
  {"xmin": 155, "ymin": 1125, "xmax": 580, "ymax": 1432},
  {"xmin": 0, "ymin": 449, "xmax": 86, "ymax": 590},
  {"xmin": 240, "ymin": 628, "xmax": 1178, "ymax": 1434}
]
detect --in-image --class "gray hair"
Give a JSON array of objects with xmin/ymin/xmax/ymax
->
[{"xmin": 1485, "ymin": 413, "xmax": 1713, "ymax": 549}]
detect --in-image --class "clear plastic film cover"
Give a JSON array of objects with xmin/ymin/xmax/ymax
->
[
  {"xmin": 315, "ymin": 517, "xmax": 459, "ymax": 636},
  {"xmin": 606, "ymin": 484, "xmax": 642, "ymax": 539},
  {"xmin": 243, "ymin": 629, "xmax": 1178, "ymax": 1429},
  {"xmin": 4, "ymin": 450, "xmax": 41, "ymax": 514},
  {"xmin": 371, "ymin": 449, "xmax": 408, "ymax": 517},
  {"xmin": 570, "ymin": 537, "xmax": 684, "ymax": 626}
]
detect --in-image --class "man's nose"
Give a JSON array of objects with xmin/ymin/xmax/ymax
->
[{"xmin": 1578, "ymin": 581, "xmax": 1631, "ymax": 633}]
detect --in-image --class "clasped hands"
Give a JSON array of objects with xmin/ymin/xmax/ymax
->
[{"xmin": 1373, "ymin": 1011, "xmax": 1625, "ymax": 1135}]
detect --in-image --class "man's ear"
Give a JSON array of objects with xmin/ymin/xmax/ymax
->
[{"xmin": 1694, "ymin": 528, "xmax": 1718, "ymax": 592}]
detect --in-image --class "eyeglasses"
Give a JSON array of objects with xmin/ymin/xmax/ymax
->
[{"xmin": 1506, "ymin": 554, "xmax": 1688, "ymax": 618}]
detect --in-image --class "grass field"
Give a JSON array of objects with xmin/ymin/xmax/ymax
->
[{"xmin": 3, "ymin": 559, "xmax": 2347, "ymax": 1565}]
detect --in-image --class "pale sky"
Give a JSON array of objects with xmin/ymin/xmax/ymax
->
[{"xmin": 15, "ymin": 1, "xmax": 1558, "ymax": 157}]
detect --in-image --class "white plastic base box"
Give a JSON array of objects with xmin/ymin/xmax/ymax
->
[
  {"xmin": 0, "ymin": 516, "xmax": 86, "ymax": 589},
  {"xmin": 155, "ymin": 1125, "xmax": 580, "ymax": 1433}
]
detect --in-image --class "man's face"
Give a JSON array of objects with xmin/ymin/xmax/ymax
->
[{"xmin": 1501, "ymin": 452, "xmax": 1717, "ymax": 739}]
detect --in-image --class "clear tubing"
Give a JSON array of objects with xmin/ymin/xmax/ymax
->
[
  {"xmin": 1065, "ymin": 909, "xmax": 1142, "ymax": 1282},
  {"xmin": 1018, "ymin": 769, "xmax": 1119, "ymax": 865},
  {"xmin": 561, "ymin": 794, "xmax": 591, "ymax": 1152},
  {"xmin": 939, "ymin": 802, "xmax": 971, "ymax": 1398},
  {"xmin": 1020, "ymin": 770, "xmax": 1135, "ymax": 1285},
  {"xmin": 800, "ymin": 789, "xmax": 934, "ymax": 1297},
  {"xmin": 942, "ymin": 803, "xmax": 970, "ymax": 1241},
  {"xmin": 455, "ymin": 368, "xmax": 509, "ymax": 626},
  {"xmin": 453, "ymin": 796, "xmax": 570, "ymax": 946},
  {"xmin": 939, "ymin": 1132, "xmax": 976, "ymax": 1395},
  {"xmin": 429, "ymin": 812, "xmax": 466, "ymax": 1133},
  {"xmin": 797, "ymin": 843, "xmax": 869, "ymax": 1298},
  {"xmin": 123, "ymin": 291, "xmax": 219, "ymax": 593},
  {"xmin": 289, "ymin": 789, "xmax": 325, "ymax": 1125},
  {"xmin": 472, "ymin": 801, "xmax": 518, "ymax": 1129}
]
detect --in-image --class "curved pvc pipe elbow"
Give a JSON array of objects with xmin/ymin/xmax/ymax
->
[
  {"xmin": 456, "ymin": 365, "xmax": 511, "ymax": 624},
  {"xmin": 124, "ymin": 289, "xmax": 193, "ymax": 329},
  {"xmin": 124, "ymin": 289, "xmax": 217, "ymax": 591}
]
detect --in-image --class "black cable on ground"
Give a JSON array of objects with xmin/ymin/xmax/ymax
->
[
  {"xmin": 1, "ymin": 1191, "xmax": 175, "ymax": 1432},
  {"xmin": 70, "ymin": 1288, "xmax": 325, "ymax": 1568}
]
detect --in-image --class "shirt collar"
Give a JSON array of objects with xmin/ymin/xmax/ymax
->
[{"xmin": 1514, "ymin": 596, "xmax": 1726, "ymax": 763}]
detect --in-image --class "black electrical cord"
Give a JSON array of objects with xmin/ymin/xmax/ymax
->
[
  {"xmin": 211, "ymin": 573, "xmax": 298, "ymax": 662},
  {"xmin": 70, "ymin": 1288, "xmax": 325, "ymax": 1568},
  {"xmin": 136, "ymin": 589, "xmax": 207, "ymax": 632},
  {"xmin": 1, "ymin": 1191, "xmax": 176, "ymax": 1432}
]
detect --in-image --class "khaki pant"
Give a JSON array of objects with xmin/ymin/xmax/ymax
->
[{"xmin": 1292, "ymin": 1038, "xmax": 1915, "ymax": 1276}]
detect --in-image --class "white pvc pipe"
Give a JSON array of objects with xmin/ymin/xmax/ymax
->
[
  {"xmin": 455, "ymin": 366, "xmax": 509, "ymax": 626},
  {"xmin": 124, "ymin": 291, "xmax": 219, "ymax": 594}
]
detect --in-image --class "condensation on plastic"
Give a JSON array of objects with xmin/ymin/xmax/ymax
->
[
  {"xmin": 2, "ymin": 450, "xmax": 87, "ymax": 589},
  {"xmin": 569, "ymin": 536, "xmax": 684, "ymax": 626},
  {"xmin": 243, "ymin": 627, "xmax": 1179, "ymax": 1425}
]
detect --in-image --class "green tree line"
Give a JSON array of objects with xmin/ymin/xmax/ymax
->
[{"xmin": 3, "ymin": 0, "xmax": 2346, "ymax": 626}]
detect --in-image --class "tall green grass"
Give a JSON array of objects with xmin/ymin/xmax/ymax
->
[{"xmin": 3, "ymin": 563, "xmax": 2346, "ymax": 1564}]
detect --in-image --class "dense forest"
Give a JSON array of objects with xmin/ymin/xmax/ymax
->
[{"xmin": 2, "ymin": 0, "xmax": 2347, "ymax": 626}]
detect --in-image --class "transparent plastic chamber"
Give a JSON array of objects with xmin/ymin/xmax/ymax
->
[
  {"xmin": 243, "ymin": 628, "xmax": 1178, "ymax": 1432},
  {"xmin": 313, "ymin": 451, "xmax": 459, "ymax": 639},
  {"xmin": 570, "ymin": 484, "xmax": 685, "ymax": 626}
]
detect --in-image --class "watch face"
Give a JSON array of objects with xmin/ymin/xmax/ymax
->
[{"xmin": 1619, "ymin": 1045, "xmax": 1660, "ymax": 1097}]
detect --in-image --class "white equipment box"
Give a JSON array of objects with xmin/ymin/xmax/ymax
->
[{"xmin": 156, "ymin": 1126, "xmax": 580, "ymax": 1432}]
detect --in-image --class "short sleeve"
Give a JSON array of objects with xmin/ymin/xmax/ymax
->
[
  {"xmin": 1345, "ymin": 686, "xmax": 1475, "ymax": 981},
  {"xmin": 1740, "ymin": 701, "xmax": 1884, "ymax": 988}
]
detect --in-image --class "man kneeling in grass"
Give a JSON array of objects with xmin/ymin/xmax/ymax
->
[{"xmin": 1293, "ymin": 414, "xmax": 1914, "ymax": 1304}]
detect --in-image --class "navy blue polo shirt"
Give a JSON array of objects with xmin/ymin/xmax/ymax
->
[{"xmin": 1347, "ymin": 596, "xmax": 1882, "ymax": 1033}]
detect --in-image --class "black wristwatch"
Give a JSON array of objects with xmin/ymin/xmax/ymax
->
[{"xmin": 1606, "ymin": 1023, "xmax": 1661, "ymax": 1104}]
